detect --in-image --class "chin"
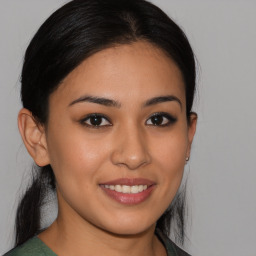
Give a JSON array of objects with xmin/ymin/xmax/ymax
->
[
  {"xmin": 97, "ymin": 215, "xmax": 157, "ymax": 237},
  {"xmin": 103, "ymin": 225, "xmax": 154, "ymax": 237}
]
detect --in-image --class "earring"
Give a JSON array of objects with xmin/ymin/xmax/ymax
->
[{"xmin": 185, "ymin": 156, "xmax": 189, "ymax": 164}]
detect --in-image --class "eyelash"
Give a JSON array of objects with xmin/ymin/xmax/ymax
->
[
  {"xmin": 145, "ymin": 112, "xmax": 177, "ymax": 127},
  {"xmin": 80, "ymin": 114, "xmax": 112, "ymax": 128},
  {"xmin": 79, "ymin": 112, "xmax": 177, "ymax": 128}
]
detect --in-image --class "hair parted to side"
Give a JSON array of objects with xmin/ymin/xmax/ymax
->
[{"xmin": 16, "ymin": 0, "xmax": 196, "ymax": 247}]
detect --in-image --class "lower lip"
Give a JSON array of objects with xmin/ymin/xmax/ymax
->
[{"xmin": 100, "ymin": 185, "xmax": 155, "ymax": 205}]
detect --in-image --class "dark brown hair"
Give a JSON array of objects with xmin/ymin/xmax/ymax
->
[{"xmin": 16, "ymin": 0, "xmax": 196, "ymax": 247}]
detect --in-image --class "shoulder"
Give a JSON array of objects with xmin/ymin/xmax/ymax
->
[
  {"xmin": 3, "ymin": 237, "xmax": 56, "ymax": 256},
  {"xmin": 155, "ymin": 229, "xmax": 191, "ymax": 256}
]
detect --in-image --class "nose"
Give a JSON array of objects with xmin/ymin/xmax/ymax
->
[{"xmin": 110, "ymin": 125, "xmax": 151, "ymax": 170}]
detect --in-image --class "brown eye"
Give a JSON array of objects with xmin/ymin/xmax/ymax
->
[
  {"xmin": 146, "ymin": 113, "xmax": 177, "ymax": 127},
  {"xmin": 150, "ymin": 115, "xmax": 164, "ymax": 126},
  {"xmin": 81, "ymin": 114, "xmax": 111, "ymax": 127},
  {"xmin": 89, "ymin": 116, "xmax": 103, "ymax": 126}
]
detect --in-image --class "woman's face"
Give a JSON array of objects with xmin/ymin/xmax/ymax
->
[{"xmin": 43, "ymin": 41, "xmax": 196, "ymax": 235}]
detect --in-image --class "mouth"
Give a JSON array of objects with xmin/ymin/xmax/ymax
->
[
  {"xmin": 99, "ymin": 178, "xmax": 156, "ymax": 205},
  {"xmin": 102, "ymin": 184, "xmax": 149, "ymax": 194}
]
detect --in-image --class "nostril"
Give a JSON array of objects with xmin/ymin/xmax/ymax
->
[
  {"xmin": 110, "ymin": 128, "xmax": 151, "ymax": 169},
  {"xmin": 110, "ymin": 148, "xmax": 151, "ymax": 170}
]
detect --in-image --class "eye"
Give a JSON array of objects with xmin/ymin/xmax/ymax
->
[
  {"xmin": 80, "ymin": 114, "xmax": 111, "ymax": 127},
  {"xmin": 146, "ymin": 112, "xmax": 177, "ymax": 127}
]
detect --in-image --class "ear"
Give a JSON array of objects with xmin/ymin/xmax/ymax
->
[
  {"xmin": 186, "ymin": 112, "xmax": 197, "ymax": 159},
  {"xmin": 18, "ymin": 108, "xmax": 50, "ymax": 167}
]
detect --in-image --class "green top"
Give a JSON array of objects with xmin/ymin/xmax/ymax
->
[
  {"xmin": 5, "ymin": 230, "xmax": 190, "ymax": 256},
  {"xmin": 4, "ymin": 237, "xmax": 57, "ymax": 256}
]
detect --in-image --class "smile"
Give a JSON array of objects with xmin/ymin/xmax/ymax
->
[
  {"xmin": 103, "ymin": 184, "xmax": 148, "ymax": 194},
  {"xmin": 100, "ymin": 178, "xmax": 156, "ymax": 205}
]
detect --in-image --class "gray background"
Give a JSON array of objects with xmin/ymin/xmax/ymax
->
[{"xmin": 1, "ymin": 0, "xmax": 256, "ymax": 255}]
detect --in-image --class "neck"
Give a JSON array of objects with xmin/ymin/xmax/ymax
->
[
  {"xmin": 38, "ymin": 190, "xmax": 166, "ymax": 256},
  {"xmin": 39, "ymin": 212, "xmax": 166, "ymax": 256}
]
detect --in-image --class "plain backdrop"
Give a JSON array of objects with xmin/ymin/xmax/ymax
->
[{"xmin": 1, "ymin": 0, "xmax": 256, "ymax": 255}]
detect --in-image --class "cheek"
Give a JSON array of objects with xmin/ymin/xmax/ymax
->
[
  {"xmin": 152, "ymin": 129, "xmax": 188, "ymax": 189},
  {"xmin": 46, "ymin": 126, "xmax": 109, "ymax": 185},
  {"xmin": 46, "ymin": 130, "xmax": 110, "ymax": 216}
]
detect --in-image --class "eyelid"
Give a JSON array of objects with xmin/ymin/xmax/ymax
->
[
  {"xmin": 80, "ymin": 113, "xmax": 112, "ymax": 127},
  {"xmin": 146, "ymin": 112, "xmax": 177, "ymax": 126},
  {"xmin": 79, "ymin": 112, "xmax": 176, "ymax": 128}
]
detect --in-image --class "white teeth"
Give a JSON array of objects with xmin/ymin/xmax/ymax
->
[
  {"xmin": 103, "ymin": 184, "xmax": 148, "ymax": 194},
  {"xmin": 130, "ymin": 185, "xmax": 138, "ymax": 194},
  {"xmin": 115, "ymin": 185, "xmax": 122, "ymax": 192},
  {"xmin": 122, "ymin": 185, "xmax": 131, "ymax": 193},
  {"xmin": 138, "ymin": 185, "xmax": 144, "ymax": 192}
]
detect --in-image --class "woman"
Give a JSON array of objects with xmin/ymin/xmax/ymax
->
[{"xmin": 5, "ymin": 0, "xmax": 197, "ymax": 255}]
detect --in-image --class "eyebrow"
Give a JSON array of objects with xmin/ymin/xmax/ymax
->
[
  {"xmin": 68, "ymin": 94, "xmax": 182, "ymax": 109},
  {"xmin": 144, "ymin": 95, "xmax": 182, "ymax": 109},
  {"xmin": 69, "ymin": 95, "xmax": 121, "ymax": 108}
]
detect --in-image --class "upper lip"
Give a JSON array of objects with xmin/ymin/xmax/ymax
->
[{"xmin": 100, "ymin": 178, "xmax": 155, "ymax": 186}]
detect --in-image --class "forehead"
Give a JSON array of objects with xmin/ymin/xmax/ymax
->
[{"xmin": 50, "ymin": 41, "xmax": 185, "ymax": 107}]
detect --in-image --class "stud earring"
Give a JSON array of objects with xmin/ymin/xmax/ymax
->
[{"xmin": 185, "ymin": 156, "xmax": 189, "ymax": 164}]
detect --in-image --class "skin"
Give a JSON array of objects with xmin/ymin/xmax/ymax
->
[{"xmin": 19, "ymin": 41, "xmax": 197, "ymax": 256}]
